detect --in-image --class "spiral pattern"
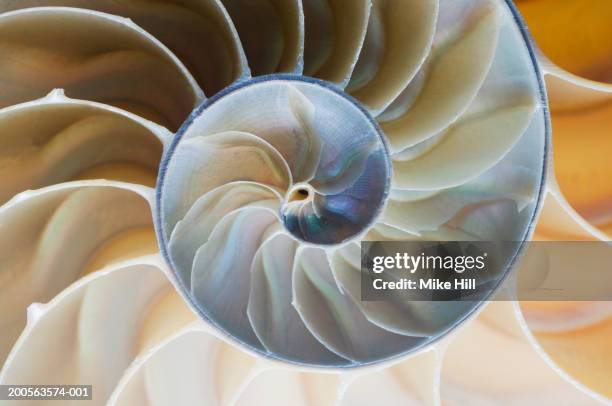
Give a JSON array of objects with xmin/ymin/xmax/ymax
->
[
  {"xmin": 8, "ymin": 0, "xmax": 612, "ymax": 404},
  {"xmin": 156, "ymin": 0, "xmax": 546, "ymax": 366}
]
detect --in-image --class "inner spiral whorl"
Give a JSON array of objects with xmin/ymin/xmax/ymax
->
[
  {"xmin": 171, "ymin": 75, "xmax": 391, "ymax": 246},
  {"xmin": 281, "ymin": 144, "xmax": 390, "ymax": 245},
  {"xmin": 270, "ymin": 78, "xmax": 390, "ymax": 245}
]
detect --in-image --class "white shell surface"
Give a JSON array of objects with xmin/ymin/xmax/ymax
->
[
  {"xmin": 0, "ymin": 7, "xmax": 203, "ymax": 131},
  {"xmin": 0, "ymin": 92, "xmax": 171, "ymax": 203},
  {"xmin": 0, "ymin": 181, "xmax": 158, "ymax": 365}
]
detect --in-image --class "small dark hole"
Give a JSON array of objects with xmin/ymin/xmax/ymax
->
[{"xmin": 288, "ymin": 187, "xmax": 311, "ymax": 202}]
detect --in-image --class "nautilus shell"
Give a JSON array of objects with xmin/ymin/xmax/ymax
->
[{"xmin": 0, "ymin": 0, "xmax": 609, "ymax": 404}]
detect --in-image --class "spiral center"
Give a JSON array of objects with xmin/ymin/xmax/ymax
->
[
  {"xmin": 269, "ymin": 77, "xmax": 391, "ymax": 246},
  {"xmin": 287, "ymin": 184, "xmax": 313, "ymax": 202}
]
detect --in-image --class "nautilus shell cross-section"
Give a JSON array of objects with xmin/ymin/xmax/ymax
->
[
  {"xmin": 0, "ymin": 0, "xmax": 557, "ymax": 402},
  {"xmin": 156, "ymin": 0, "xmax": 548, "ymax": 366}
]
